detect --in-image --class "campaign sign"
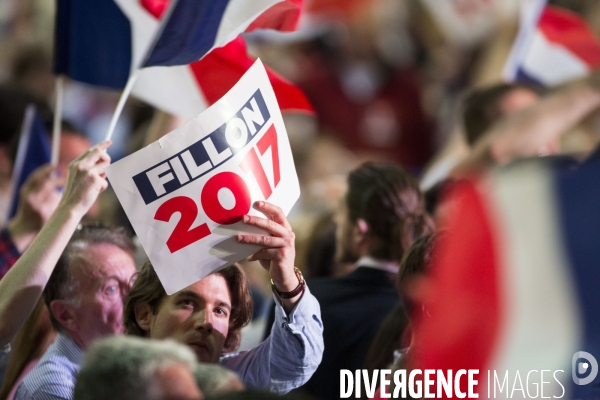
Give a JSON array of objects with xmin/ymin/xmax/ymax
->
[{"xmin": 105, "ymin": 60, "xmax": 300, "ymax": 294}]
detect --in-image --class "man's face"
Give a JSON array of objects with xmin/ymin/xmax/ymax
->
[
  {"xmin": 334, "ymin": 195, "xmax": 359, "ymax": 264},
  {"xmin": 146, "ymin": 274, "xmax": 232, "ymax": 363},
  {"xmin": 70, "ymin": 243, "xmax": 136, "ymax": 348}
]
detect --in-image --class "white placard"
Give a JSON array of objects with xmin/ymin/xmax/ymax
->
[{"xmin": 106, "ymin": 60, "xmax": 300, "ymax": 294}]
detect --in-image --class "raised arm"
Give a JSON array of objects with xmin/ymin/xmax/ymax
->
[
  {"xmin": 223, "ymin": 201, "xmax": 323, "ymax": 393},
  {"xmin": 0, "ymin": 141, "xmax": 111, "ymax": 348},
  {"xmin": 453, "ymin": 75, "xmax": 600, "ymax": 175}
]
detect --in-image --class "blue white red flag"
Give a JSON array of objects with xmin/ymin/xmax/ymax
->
[
  {"xmin": 413, "ymin": 155, "xmax": 600, "ymax": 398},
  {"xmin": 53, "ymin": 0, "xmax": 132, "ymax": 89},
  {"xmin": 504, "ymin": 4, "xmax": 600, "ymax": 86},
  {"xmin": 141, "ymin": 0, "xmax": 302, "ymax": 67},
  {"xmin": 115, "ymin": 0, "xmax": 312, "ymax": 118},
  {"xmin": 53, "ymin": 0, "xmax": 311, "ymax": 118},
  {"xmin": 8, "ymin": 106, "xmax": 52, "ymax": 219}
]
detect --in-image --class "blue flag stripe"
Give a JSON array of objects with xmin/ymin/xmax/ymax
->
[
  {"xmin": 553, "ymin": 157, "xmax": 600, "ymax": 398},
  {"xmin": 9, "ymin": 107, "xmax": 51, "ymax": 218},
  {"xmin": 143, "ymin": 0, "xmax": 231, "ymax": 67},
  {"xmin": 53, "ymin": 0, "xmax": 132, "ymax": 89}
]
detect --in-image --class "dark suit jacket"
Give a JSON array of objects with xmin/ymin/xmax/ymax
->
[{"xmin": 297, "ymin": 266, "xmax": 400, "ymax": 400}]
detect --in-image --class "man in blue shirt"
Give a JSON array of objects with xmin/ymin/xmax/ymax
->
[{"xmin": 124, "ymin": 201, "xmax": 324, "ymax": 395}]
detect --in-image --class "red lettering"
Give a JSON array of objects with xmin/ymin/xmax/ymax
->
[
  {"xmin": 240, "ymin": 147, "xmax": 272, "ymax": 199},
  {"xmin": 154, "ymin": 196, "xmax": 211, "ymax": 253},
  {"xmin": 256, "ymin": 124, "xmax": 280, "ymax": 188},
  {"xmin": 201, "ymin": 171, "xmax": 251, "ymax": 225}
]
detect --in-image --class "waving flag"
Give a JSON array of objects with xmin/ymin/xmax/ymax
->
[
  {"xmin": 141, "ymin": 0, "xmax": 302, "ymax": 67},
  {"xmin": 413, "ymin": 155, "xmax": 600, "ymax": 398},
  {"xmin": 115, "ymin": 0, "xmax": 312, "ymax": 118},
  {"xmin": 8, "ymin": 106, "xmax": 52, "ymax": 219},
  {"xmin": 504, "ymin": 4, "xmax": 600, "ymax": 86},
  {"xmin": 53, "ymin": 0, "xmax": 131, "ymax": 88}
]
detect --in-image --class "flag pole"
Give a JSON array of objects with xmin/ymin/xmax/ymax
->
[
  {"xmin": 51, "ymin": 75, "xmax": 64, "ymax": 166},
  {"xmin": 104, "ymin": 70, "xmax": 140, "ymax": 141}
]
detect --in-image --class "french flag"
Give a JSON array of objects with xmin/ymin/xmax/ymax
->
[
  {"xmin": 121, "ymin": 0, "xmax": 312, "ymax": 118},
  {"xmin": 8, "ymin": 106, "xmax": 51, "ymax": 219},
  {"xmin": 413, "ymin": 155, "xmax": 600, "ymax": 398},
  {"xmin": 504, "ymin": 4, "xmax": 600, "ymax": 86},
  {"xmin": 54, "ymin": 0, "xmax": 312, "ymax": 118}
]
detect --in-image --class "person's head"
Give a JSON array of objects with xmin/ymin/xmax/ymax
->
[
  {"xmin": 43, "ymin": 225, "xmax": 137, "ymax": 349},
  {"xmin": 462, "ymin": 83, "xmax": 540, "ymax": 146},
  {"xmin": 334, "ymin": 162, "xmax": 434, "ymax": 265},
  {"xmin": 0, "ymin": 85, "xmax": 52, "ymax": 178},
  {"xmin": 73, "ymin": 336, "xmax": 203, "ymax": 400},
  {"xmin": 397, "ymin": 231, "xmax": 444, "ymax": 315},
  {"xmin": 193, "ymin": 363, "xmax": 244, "ymax": 397},
  {"xmin": 124, "ymin": 262, "xmax": 253, "ymax": 363},
  {"xmin": 58, "ymin": 123, "xmax": 92, "ymax": 178}
]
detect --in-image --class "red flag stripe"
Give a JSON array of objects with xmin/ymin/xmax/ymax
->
[
  {"xmin": 189, "ymin": 36, "xmax": 313, "ymax": 113},
  {"xmin": 413, "ymin": 180, "xmax": 503, "ymax": 398},
  {"xmin": 538, "ymin": 6, "xmax": 600, "ymax": 68}
]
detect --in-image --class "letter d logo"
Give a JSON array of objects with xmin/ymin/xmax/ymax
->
[{"xmin": 572, "ymin": 351, "xmax": 598, "ymax": 385}]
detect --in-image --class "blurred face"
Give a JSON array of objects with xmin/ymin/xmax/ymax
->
[
  {"xmin": 153, "ymin": 363, "xmax": 203, "ymax": 400},
  {"xmin": 334, "ymin": 196, "xmax": 359, "ymax": 264},
  {"xmin": 70, "ymin": 243, "xmax": 136, "ymax": 348},
  {"xmin": 58, "ymin": 132, "xmax": 91, "ymax": 178},
  {"xmin": 146, "ymin": 274, "xmax": 232, "ymax": 363}
]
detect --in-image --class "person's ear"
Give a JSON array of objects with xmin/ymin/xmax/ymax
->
[
  {"xmin": 50, "ymin": 300, "xmax": 78, "ymax": 332},
  {"xmin": 352, "ymin": 218, "xmax": 369, "ymax": 245},
  {"xmin": 134, "ymin": 303, "xmax": 154, "ymax": 335}
]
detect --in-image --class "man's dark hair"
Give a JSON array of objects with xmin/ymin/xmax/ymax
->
[
  {"xmin": 462, "ymin": 83, "xmax": 541, "ymax": 146},
  {"xmin": 345, "ymin": 162, "xmax": 433, "ymax": 262},
  {"xmin": 124, "ymin": 262, "xmax": 253, "ymax": 354},
  {"xmin": 44, "ymin": 225, "xmax": 136, "ymax": 332}
]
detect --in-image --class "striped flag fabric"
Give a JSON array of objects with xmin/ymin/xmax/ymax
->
[
  {"xmin": 8, "ymin": 106, "xmax": 52, "ymax": 219},
  {"xmin": 504, "ymin": 4, "xmax": 600, "ymax": 86},
  {"xmin": 413, "ymin": 155, "xmax": 600, "ymax": 398},
  {"xmin": 141, "ymin": 0, "xmax": 302, "ymax": 67},
  {"xmin": 116, "ymin": 0, "xmax": 313, "ymax": 118},
  {"xmin": 54, "ymin": 0, "xmax": 312, "ymax": 118}
]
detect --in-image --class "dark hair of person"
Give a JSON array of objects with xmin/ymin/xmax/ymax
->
[
  {"xmin": 462, "ymin": 83, "xmax": 541, "ymax": 146},
  {"xmin": 0, "ymin": 298, "xmax": 56, "ymax": 399},
  {"xmin": 0, "ymin": 84, "xmax": 52, "ymax": 147},
  {"xmin": 43, "ymin": 225, "xmax": 136, "ymax": 332},
  {"xmin": 345, "ymin": 162, "xmax": 434, "ymax": 262},
  {"xmin": 124, "ymin": 262, "xmax": 253, "ymax": 353},
  {"xmin": 302, "ymin": 212, "xmax": 337, "ymax": 278},
  {"xmin": 397, "ymin": 231, "xmax": 445, "ymax": 314}
]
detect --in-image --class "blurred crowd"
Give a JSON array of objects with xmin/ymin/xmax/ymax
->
[{"xmin": 1, "ymin": 0, "xmax": 600, "ymax": 399}]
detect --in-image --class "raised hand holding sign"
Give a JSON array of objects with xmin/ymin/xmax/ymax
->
[{"xmin": 105, "ymin": 60, "xmax": 300, "ymax": 294}]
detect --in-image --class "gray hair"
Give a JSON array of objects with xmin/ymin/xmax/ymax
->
[
  {"xmin": 74, "ymin": 336, "xmax": 197, "ymax": 400},
  {"xmin": 194, "ymin": 363, "xmax": 244, "ymax": 396}
]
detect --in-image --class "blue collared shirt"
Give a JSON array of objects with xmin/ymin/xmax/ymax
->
[
  {"xmin": 14, "ymin": 286, "xmax": 323, "ymax": 399},
  {"xmin": 14, "ymin": 333, "xmax": 83, "ymax": 400},
  {"xmin": 221, "ymin": 284, "xmax": 324, "ymax": 394}
]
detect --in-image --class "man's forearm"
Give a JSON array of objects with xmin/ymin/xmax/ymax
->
[{"xmin": 489, "ymin": 83, "xmax": 600, "ymax": 163}]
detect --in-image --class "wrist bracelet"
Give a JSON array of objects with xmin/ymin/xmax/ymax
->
[{"xmin": 271, "ymin": 267, "xmax": 305, "ymax": 299}]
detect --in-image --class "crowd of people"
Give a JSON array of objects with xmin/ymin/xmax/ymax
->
[{"xmin": 1, "ymin": 0, "xmax": 600, "ymax": 399}]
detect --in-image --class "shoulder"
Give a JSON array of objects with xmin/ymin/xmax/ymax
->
[{"xmin": 20, "ymin": 351, "xmax": 78, "ymax": 396}]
